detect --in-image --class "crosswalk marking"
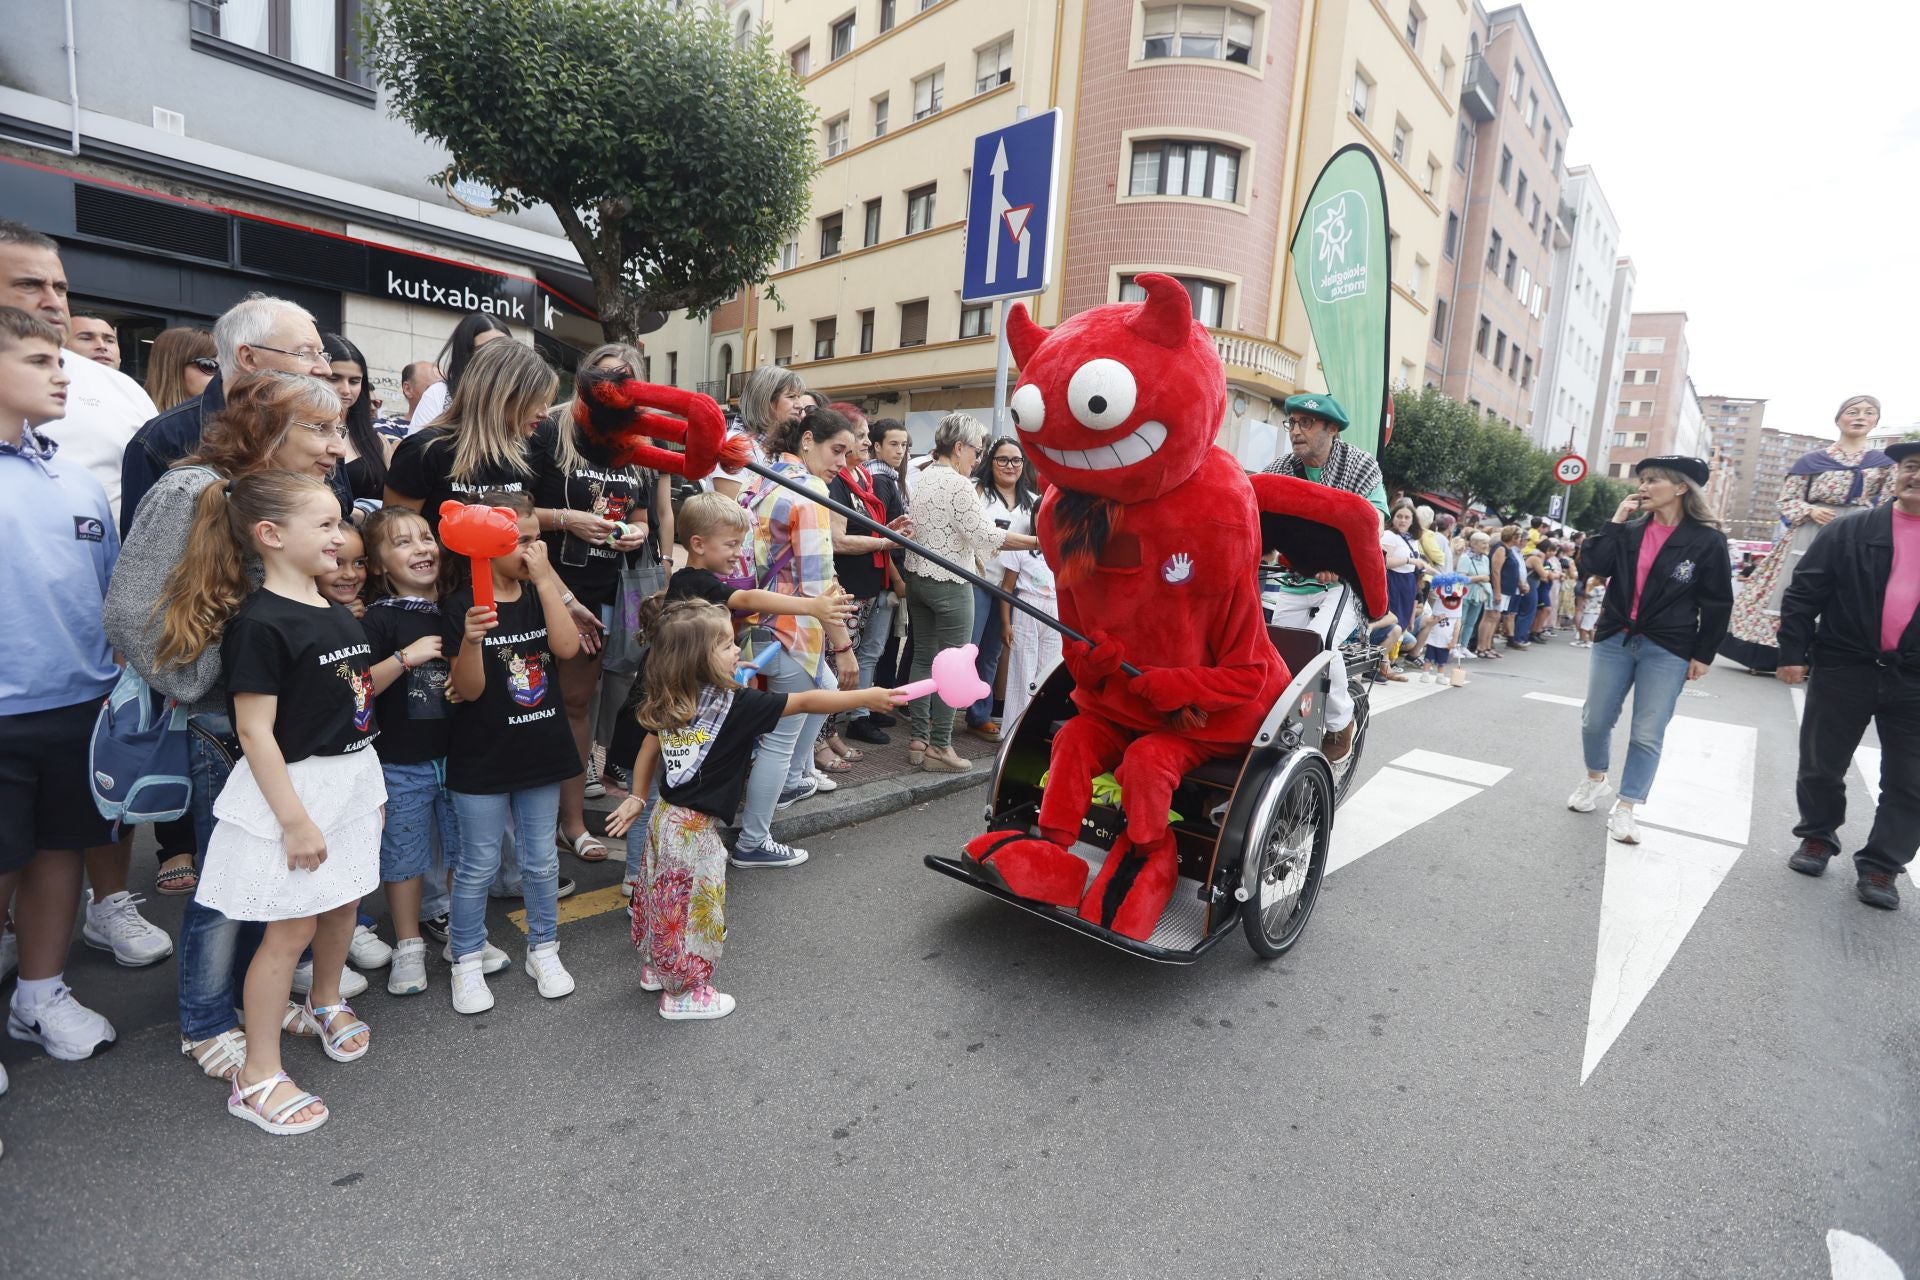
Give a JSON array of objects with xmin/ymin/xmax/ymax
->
[
  {"xmin": 1393, "ymin": 748, "xmax": 1510, "ymax": 787},
  {"xmin": 1827, "ymin": 1229, "xmax": 1906, "ymax": 1280},
  {"xmin": 1366, "ymin": 678, "xmax": 1448, "ymax": 715},
  {"xmin": 1328, "ymin": 751, "xmax": 1511, "ymax": 875},
  {"xmin": 1525, "ymin": 692, "xmax": 1586, "ymax": 708}
]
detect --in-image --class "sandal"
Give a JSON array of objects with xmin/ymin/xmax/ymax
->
[
  {"xmin": 300, "ymin": 1001, "xmax": 371, "ymax": 1064},
  {"xmin": 181, "ymin": 1029, "xmax": 248, "ymax": 1080},
  {"xmin": 282, "ymin": 1001, "xmax": 317, "ymax": 1036},
  {"xmin": 155, "ymin": 855, "xmax": 198, "ymax": 896},
  {"xmin": 227, "ymin": 1070, "xmax": 328, "ymax": 1136},
  {"xmin": 812, "ymin": 749, "xmax": 855, "ymax": 774},
  {"xmin": 558, "ymin": 831, "xmax": 610, "ymax": 863},
  {"xmin": 824, "ymin": 735, "xmax": 865, "ymax": 763},
  {"xmin": 907, "ymin": 739, "xmax": 928, "ymax": 766}
]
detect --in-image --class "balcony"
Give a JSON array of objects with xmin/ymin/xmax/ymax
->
[
  {"xmin": 1461, "ymin": 55, "xmax": 1498, "ymax": 122},
  {"xmin": 1213, "ymin": 331, "xmax": 1300, "ymax": 387}
]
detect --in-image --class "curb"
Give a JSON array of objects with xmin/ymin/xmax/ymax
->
[{"xmin": 586, "ymin": 768, "xmax": 987, "ymax": 848}]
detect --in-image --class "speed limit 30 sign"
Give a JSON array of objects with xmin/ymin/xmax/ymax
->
[{"xmin": 1555, "ymin": 453, "xmax": 1588, "ymax": 484}]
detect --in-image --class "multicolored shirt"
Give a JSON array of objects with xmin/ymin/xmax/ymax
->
[{"xmin": 745, "ymin": 456, "xmax": 836, "ymax": 676}]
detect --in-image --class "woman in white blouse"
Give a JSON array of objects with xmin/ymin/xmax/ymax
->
[{"xmin": 903, "ymin": 414, "xmax": 1014, "ymax": 772}]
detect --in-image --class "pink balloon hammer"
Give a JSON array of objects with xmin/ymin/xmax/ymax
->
[{"xmin": 892, "ymin": 644, "xmax": 992, "ymax": 708}]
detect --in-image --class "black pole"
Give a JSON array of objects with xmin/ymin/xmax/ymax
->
[{"xmin": 738, "ymin": 459, "xmax": 1144, "ymax": 678}]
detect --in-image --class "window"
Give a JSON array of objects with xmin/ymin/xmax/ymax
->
[
  {"xmin": 1410, "ymin": 256, "xmax": 1428, "ymax": 301},
  {"xmin": 899, "ymin": 299, "xmax": 929, "ymax": 347},
  {"xmin": 1390, "ymin": 119, "xmax": 1409, "ymax": 166},
  {"xmin": 667, "ymin": 352, "xmax": 678, "ymax": 385},
  {"xmin": 1441, "ymin": 212, "xmax": 1459, "ymax": 260},
  {"xmin": 1553, "ymin": 141, "xmax": 1563, "ymax": 175},
  {"xmin": 858, "ymin": 310, "xmax": 875, "ymax": 354},
  {"xmin": 831, "ymin": 13, "xmax": 856, "ymax": 60},
  {"xmin": 1493, "ymin": 331, "xmax": 1507, "ymax": 366},
  {"xmin": 773, "ymin": 327, "xmax": 794, "ymax": 366},
  {"xmin": 879, "ymin": 0, "xmax": 896, "ymax": 32},
  {"xmin": 789, "ymin": 42, "xmax": 811, "ymax": 76},
  {"xmin": 975, "ymin": 37, "xmax": 1012, "ymax": 93},
  {"xmin": 1539, "ymin": 216, "xmax": 1551, "ymax": 248},
  {"xmin": 919, "ymin": 0, "xmax": 937, "ymax": 10},
  {"xmin": 825, "ymin": 115, "xmax": 849, "ymax": 158},
  {"xmin": 1351, "ymin": 67, "xmax": 1373, "ymax": 123},
  {"xmin": 960, "ymin": 302, "xmax": 993, "ymax": 338},
  {"xmin": 1514, "ymin": 170, "xmax": 1528, "ymax": 211},
  {"xmin": 1440, "ymin": 52, "xmax": 1455, "ymax": 93},
  {"xmin": 1474, "ymin": 314, "xmax": 1490, "ymax": 355},
  {"xmin": 819, "ymin": 213, "xmax": 843, "ymax": 258},
  {"xmin": 778, "ymin": 239, "xmax": 798, "ymax": 271},
  {"xmin": 1626, "ymin": 337, "xmax": 1666, "ymax": 354},
  {"xmin": 1640, "ymin": 369, "xmax": 1660, "ymax": 384},
  {"xmin": 1530, "ymin": 194, "xmax": 1541, "ymax": 230},
  {"xmin": 912, "ymin": 68, "xmax": 944, "ymax": 120},
  {"xmin": 1516, "ymin": 266, "xmax": 1530, "ymax": 299},
  {"xmin": 1631, "ymin": 431, "xmax": 1648, "ymax": 446},
  {"xmin": 1521, "ymin": 354, "xmax": 1532, "ymax": 388},
  {"xmin": 641, "ymin": 354, "xmax": 653, "ymax": 382},
  {"xmin": 1497, "ymin": 146, "xmax": 1513, "ymax": 190},
  {"xmin": 872, "ymin": 94, "xmax": 890, "ymax": 138},
  {"xmin": 735, "ymin": 10, "xmax": 753, "ymax": 48},
  {"xmin": 1141, "ymin": 4, "xmax": 1257, "ymax": 63},
  {"xmin": 1454, "ymin": 119, "xmax": 1471, "ymax": 170},
  {"xmin": 1405, "ymin": 2, "xmax": 1424, "ymax": 50},
  {"xmin": 1524, "ymin": 90, "xmax": 1539, "ymax": 129},
  {"xmin": 1508, "ymin": 343, "xmax": 1520, "ymax": 378},
  {"xmin": 1388, "ymin": 230, "xmax": 1401, "ymax": 275},
  {"xmin": 1118, "ymin": 274, "xmax": 1226, "ymax": 327},
  {"xmin": 814, "ymin": 317, "xmax": 837, "ymax": 360},
  {"xmin": 864, "ymin": 198, "xmax": 883, "ymax": 247},
  {"xmin": 1503, "ymin": 249, "xmax": 1517, "ymax": 288},
  {"xmin": 1128, "ymin": 139, "xmax": 1242, "ymax": 201},
  {"xmin": 1399, "ymin": 359, "xmax": 1416, "ymax": 387},
  {"xmin": 1424, "ymin": 156, "xmax": 1440, "ymax": 197},
  {"xmin": 1541, "ymin": 119, "xmax": 1554, "ymax": 164},
  {"xmin": 1431, "ymin": 296, "xmax": 1449, "ymax": 342},
  {"xmin": 191, "ymin": 0, "xmax": 372, "ymax": 89},
  {"xmin": 1612, "ymin": 431, "xmax": 1626, "ymax": 448},
  {"xmin": 1485, "ymin": 231, "xmax": 1502, "ymax": 269},
  {"xmin": 906, "ymin": 183, "xmax": 937, "ymax": 234},
  {"xmin": 1510, "ymin": 61, "xmax": 1525, "ymax": 103}
]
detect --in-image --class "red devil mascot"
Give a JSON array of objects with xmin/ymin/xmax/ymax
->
[{"xmin": 962, "ymin": 274, "xmax": 1387, "ymax": 941}]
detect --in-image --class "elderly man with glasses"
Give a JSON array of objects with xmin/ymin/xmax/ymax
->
[{"xmin": 118, "ymin": 292, "xmax": 346, "ymax": 535}]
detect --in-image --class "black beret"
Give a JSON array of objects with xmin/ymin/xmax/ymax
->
[
  {"xmin": 1633, "ymin": 455, "xmax": 1710, "ymax": 487},
  {"xmin": 1887, "ymin": 440, "xmax": 1920, "ymax": 464}
]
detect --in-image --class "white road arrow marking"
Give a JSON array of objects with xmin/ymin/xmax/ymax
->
[
  {"xmin": 986, "ymin": 140, "xmax": 1011, "ymax": 285},
  {"xmin": 1827, "ymin": 1229, "xmax": 1906, "ymax": 1280},
  {"xmin": 1328, "ymin": 751, "xmax": 1511, "ymax": 875}
]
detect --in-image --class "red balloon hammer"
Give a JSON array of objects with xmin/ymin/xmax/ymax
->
[{"xmin": 438, "ymin": 501, "xmax": 521, "ymax": 610}]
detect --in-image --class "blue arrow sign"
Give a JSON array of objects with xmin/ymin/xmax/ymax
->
[{"xmin": 962, "ymin": 109, "xmax": 1061, "ymax": 304}]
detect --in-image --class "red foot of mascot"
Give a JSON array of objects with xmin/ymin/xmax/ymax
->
[
  {"xmin": 1077, "ymin": 832, "xmax": 1179, "ymax": 941},
  {"xmin": 963, "ymin": 831, "xmax": 1087, "ymax": 908}
]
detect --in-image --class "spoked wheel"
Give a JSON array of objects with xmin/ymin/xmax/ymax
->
[
  {"xmin": 1329, "ymin": 676, "xmax": 1370, "ymax": 806},
  {"xmin": 1240, "ymin": 754, "xmax": 1333, "ymax": 959}
]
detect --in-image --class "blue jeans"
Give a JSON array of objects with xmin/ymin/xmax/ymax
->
[
  {"xmin": 1512, "ymin": 590, "xmax": 1538, "ymax": 644},
  {"xmin": 967, "ymin": 584, "xmax": 1006, "ymax": 726},
  {"xmin": 178, "ymin": 714, "xmax": 262, "ymax": 1042},
  {"xmin": 736, "ymin": 648, "xmax": 828, "ymax": 850},
  {"xmin": 849, "ymin": 594, "xmax": 895, "ymax": 719},
  {"xmin": 1581, "ymin": 633, "xmax": 1691, "ymax": 803},
  {"xmin": 448, "ymin": 785, "xmax": 561, "ymax": 958}
]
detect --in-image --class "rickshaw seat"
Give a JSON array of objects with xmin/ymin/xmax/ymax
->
[{"xmin": 1267, "ymin": 624, "xmax": 1325, "ymax": 680}]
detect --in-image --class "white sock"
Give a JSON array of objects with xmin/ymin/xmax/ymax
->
[{"xmin": 13, "ymin": 975, "xmax": 63, "ymax": 1008}]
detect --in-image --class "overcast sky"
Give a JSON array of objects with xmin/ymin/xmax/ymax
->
[{"xmin": 1523, "ymin": 0, "xmax": 1917, "ymax": 441}]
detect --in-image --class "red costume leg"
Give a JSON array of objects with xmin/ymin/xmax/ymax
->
[
  {"xmin": 962, "ymin": 714, "xmax": 1130, "ymax": 908},
  {"xmin": 1078, "ymin": 733, "xmax": 1223, "ymax": 941}
]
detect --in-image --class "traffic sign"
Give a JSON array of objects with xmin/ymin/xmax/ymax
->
[
  {"xmin": 1555, "ymin": 453, "xmax": 1588, "ymax": 485},
  {"xmin": 962, "ymin": 109, "xmax": 1062, "ymax": 304},
  {"xmin": 1548, "ymin": 493, "xmax": 1564, "ymax": 519}
]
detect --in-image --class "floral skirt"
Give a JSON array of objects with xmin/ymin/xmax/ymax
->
[{"xmin": 629, "ymin": 801, "xmax": 727, "ymax": 995}]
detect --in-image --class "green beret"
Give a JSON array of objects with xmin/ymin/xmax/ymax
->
[{"xmin": 1282, "ymin": 392, "xmax": 1350, "ymax": 430}]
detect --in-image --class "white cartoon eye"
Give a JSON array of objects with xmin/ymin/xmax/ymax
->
[
  {"xmin": 1010, "ymin": 382, "xmax": 1046, "ymax": 433},
  {"xmin": 1066, "ymin": 359, "xmax": 1137, "ymax": 432}
]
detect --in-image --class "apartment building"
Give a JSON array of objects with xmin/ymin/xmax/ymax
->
[
  {"xmin": 1428, "ymin": 4, "xmax": 1571, "ymax": 432},
  {"xmin": 1586, "ymin": 255, "xmax": 1635, "ymax": 471},
  {"xmin": 0, "ymin": 0, "xmax": 661, "ymax": 403},
  {"xmin": 1745, "ymin": 427, "xmax": 1831, "ymax": 540},
  {"xmin": 1529, "ymin": 165, "xmax": 1621, "ymax": 456},
  {"xmin": 1602, "ymin": 311, "xmax": 1693, "ymax": 477},
  {"xmin": 1276, "ymin": 0, "xmax": 1471, "ymax": 398},
  {"xmin": 1697, "ymin": 395, "xmax": 1770, "ymax": 538}
]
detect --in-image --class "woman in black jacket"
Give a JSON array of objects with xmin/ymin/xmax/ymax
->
[{"xmin": 1565, "ymin": 456, "xmax": 1732, "ymax": 843}]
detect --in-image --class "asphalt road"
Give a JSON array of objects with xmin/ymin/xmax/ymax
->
[{"xmin": 3, "ymin": 640, "xmax": 1913, "ymax": 1279}]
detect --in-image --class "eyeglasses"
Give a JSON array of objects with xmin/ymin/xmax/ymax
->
[
  {"xmin": 1284, "ymin": 416, "xmax": 1326, "ymax": 430},
  {"xmin": 292, "ymin": 420, "xmax": 351, "ymax": 441},
  {"xmin": 993, "ymin": 456, "xmax": 1023, "ymax": 467},
  {"xmin": 250, "ymin": 343, "xmax": 329, "ymax": 365},
  {"xmin": 189, "ymin": 357, "xmax": 220, "ymax": 375}
]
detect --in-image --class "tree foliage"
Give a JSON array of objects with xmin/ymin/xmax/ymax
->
[{"xmin": 364, "ymin": 0, "xmax": 817, "ymax": 342}]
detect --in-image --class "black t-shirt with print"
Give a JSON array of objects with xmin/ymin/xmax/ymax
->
[
  {"xmin": 605, "ymin": 566, "xmax": 743, "ymax": 773},
  {"xmin": 220, "ymin": 591, "xmax": 379, "ymax": 763},
  {"xmin": 439, "ymin": 588, "xmax": 582, "ymax": 794},
  {"xmin": 386, "ymin": 426, "xmax": 531, "ymax": 535},
  {"xmin": 527, "ymin": 417, "xmax": 651, "ymax": 605},
  {"xmin": 651, "ymin": 686, "xmax": 786, "ymax": 820},
  {"xmin": 359, "ymin": 598, "xmax": 454, "ymax": 766}
]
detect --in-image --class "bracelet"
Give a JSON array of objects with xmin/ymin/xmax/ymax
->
[
  {"xmin": 395, "ymin": 650, "xmax": 412, "ymax": 671},
  {"xmin": 829, "ymin": 644, "xmax": 855, "ymax": 655},
  {"xmin": 559, "ymin": 590, "xmax": 576, "ymax": 607}
]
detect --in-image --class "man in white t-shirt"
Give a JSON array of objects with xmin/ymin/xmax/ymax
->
[{"xmin": 0, "ymin": 223, "xmax": 157, "ymax": 520}]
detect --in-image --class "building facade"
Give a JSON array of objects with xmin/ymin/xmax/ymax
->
[
  {"xmin": 1602, "ymin": 311, "xmax": 1691, "ymax": 477},
  {"xmin": 1697, "ymin": 394, "xmax": 1769, "ymax": 538},
  {"xmin": 1744, "ymin": 426, "xmax": 1831, "ymax": 541},
  {"xmin": 1529, "ymin": 164, "xmax": 1620, "ymax": 456},
  {"xmin": 1428, "ymin": 4, "xmax": 1572, "ymax": 432},
  {"xmin": 1586, "ymin": 254, "xmax": 1635, "ymax": 471}
]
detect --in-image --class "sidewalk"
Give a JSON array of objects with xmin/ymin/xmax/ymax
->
[{"xmin": 585, "ymin": 722, "xmax": 998, "ymax": 849}]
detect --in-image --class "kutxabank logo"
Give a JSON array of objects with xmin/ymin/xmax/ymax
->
[{"xmin": 1310, "ymin": 189, "xmax": 1370, "ymax": 304}]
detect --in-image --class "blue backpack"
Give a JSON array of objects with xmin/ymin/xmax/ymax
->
[{"xmin": 89, "ymin": 665, "xmax": 192, "ymax": 836}]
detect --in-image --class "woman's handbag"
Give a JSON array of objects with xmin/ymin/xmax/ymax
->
[{"xmin": 604, "ymin": 539, "xmax": 668, "ymax": 675}]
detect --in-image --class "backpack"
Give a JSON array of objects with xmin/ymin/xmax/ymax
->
[{"xmin": 89, "ymin": 665, "xmax": 192, "ymax": 835}]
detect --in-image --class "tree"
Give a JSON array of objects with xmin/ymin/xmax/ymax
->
[
  {"xmin": 1460, "ymin": 415, "xmax": 1537, "ymax": 520},
  {"xmin": 1381, "ymin": 387, "xmax": 1476, "ymax": 505},
  {"xmin": 1567, "ymin": 476, "xmax": 1631, "ymax": 531},
  {"xmin": 365, "ymin": 0, "xmax": 817, "ymax": 343}
]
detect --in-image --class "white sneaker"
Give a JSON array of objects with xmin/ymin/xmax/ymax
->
[
  {"xmin": 659, "ymin": 985, "xmax": 735, "ymax": 1020},
  {"xmin": 290, "ymin": 960, "xmax": 369, "ymax": 1000},
  {"xmin": 81, "ymin": 891, "xmax": 174, "ymax": 967},
  {"xmin": 1, "ymin": 1057, "xmax": 8, "ymax": 1098},
  {"xmin": 1567, "ymin": 776, "xmax": 1612, "ymax": 813},
  {"xmin": 7, "ymin": 984, "xmax": 116, "ymax": 1060},
  {"xmin": 1608, "ymin": 803, "xmax": 1640, "ymax": 844},
  {"xmin": 619, "ymin": 876, "xmax": 639, "ymax": 899},
  {"xmin": 441, "ymin": 939, "xmax": 510, "ymax": 974},
  {"xmin": 450, "ymin": 955, "xmax": 494, "ymax": 1015},
  {"xmin": 348, "ymin": 925, "xmax": 393, "ymax": 970},
  {"xmin": 809, "ymin": 768, "xmax": 839, "ymax": 793},
  {"xmin": 638, "ymin": 963, "xmax": 664, "ymax": 992},
  {"xmin": 0, "ymin": 927, "xmax": 16, "ymax": 985},
  {"xmin": 386, "ymin": 938, "xmax": 428, "ymax": 996},
  {"xmin": 524, "ymin": 941, "xmax": 575, "ymax": 999}
]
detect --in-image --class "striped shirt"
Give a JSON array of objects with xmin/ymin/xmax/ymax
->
[{"xmin": 745, "ymin": 457, "xmax": 836, "ymax": 676}]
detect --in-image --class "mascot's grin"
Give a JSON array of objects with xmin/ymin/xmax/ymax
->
[{"xmin": 1032, "ymin": 420, "xmax": 1167, "ymax": 472}]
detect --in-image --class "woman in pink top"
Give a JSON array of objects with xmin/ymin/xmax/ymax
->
[{"xmin": 1564, "ymin": 456, "xmax": 1733, "ymax": 844}]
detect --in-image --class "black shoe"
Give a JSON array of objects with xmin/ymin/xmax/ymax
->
[
  {"xmin": 867, "ymin": 712, "xmax": 898, "ymax": 728},
  {"xmin": 556, "ymin": 876, "xmax": 577, "ymax": 902},
  {"xmin": 1857, "ymin": 868, "xmax": 1900, "ymax": 910},
  {"xmin": 421, "ymin": 912, "xmax": 450, "ymax": 947},
  {"xmin": 1787, "ymin": 838, "xmax": 1836, "ymax": 877},
  {"xmin": 847, "ymin": 718, "xmax": 891, "ymax": 745}
]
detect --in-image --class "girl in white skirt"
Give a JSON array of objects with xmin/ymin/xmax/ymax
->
[{"xmin": 172, "ymin": 471, "xmax": 387, "ymax": 1135}]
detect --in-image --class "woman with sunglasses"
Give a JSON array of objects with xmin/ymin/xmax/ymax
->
[
  {"xmin": 964, "ymin": 437, "xmax": 1041, "ymax": 740},
  {"xmin": 144, "ymin": 327, "xmax": 219, "ymax": 412}
]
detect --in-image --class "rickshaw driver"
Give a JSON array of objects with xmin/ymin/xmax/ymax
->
[{"xmin": 1260, "ymin": 392, "xmax": 1393, "ymax": 763}]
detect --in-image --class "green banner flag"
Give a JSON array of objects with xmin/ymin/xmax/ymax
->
[{"xmin": 1289, "ymin": 143, "xmax": 1392, "ymax": 456}]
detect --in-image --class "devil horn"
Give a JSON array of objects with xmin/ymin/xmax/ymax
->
[
  {"xmin": 1127, "ymin": 273, "xmax": 1194, "ymax": 349},
  {"xmin": 1007, "ymin": 302, "xmax": 1050, "ymax": 367}
]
